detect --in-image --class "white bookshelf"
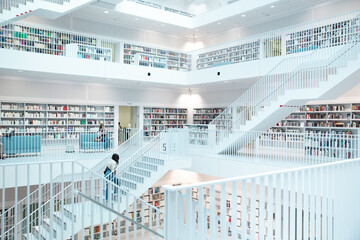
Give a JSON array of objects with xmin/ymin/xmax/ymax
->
[
  {"xmin": 286, "ymin": 17, "xmax": 360, "ymax": 54},
  {"xmin": 196, "ymin": 41, "xmax": 260, "ymax": 69},
  {"xmin": 123, "ymin": 43, "xmax": 192, "ymax": 71},
  {"xmin": 65, "ymin": 43, "xmax": 112, "ymax": 61},
  {"xmin": 143, "ymin": 107, "xmax": 188, "ymax": 137},
  {"xmin": 0, "ymin": 23, "xmax": 98, "ymax": 56},
  {"xmin": 134, "ymin": 53, "xmax": 167, "ymax": 69},
  {"xmin": 0, "ymin": 102, "xmax": 115, "ymax": 135},
  {"xmin": 270, "ymin": 103, "xmax": 360, "ymax": 133}
]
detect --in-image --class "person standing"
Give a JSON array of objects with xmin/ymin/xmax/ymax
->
[{"xmin": 104, "ymin": 153, "xmax": 121, "ymax": 201}]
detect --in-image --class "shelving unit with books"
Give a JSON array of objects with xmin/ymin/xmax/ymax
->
[
  {"xmin": 123, "ymin": 43, "xmax": 192, "ymax": 71},
  {"xmin": 191, "ymin": 187, "xmax": 272, "ymax": 239},
  {"xmin": 143, "ymin": 107, "xmax": 188, "ymax": 138},
  {"xmin": 81, "ymin": 186, "xmax": 165, "ymax": 239},
  {"xmin": 196, "ymin": 40, "xmax": 260, "ymax": 69},
  {"xmin": 0, "ymin": 23, "xmax": 99, "ymax": 57},
  {"xmin": 0, "ymin": 102, "xmax": 115, "ymax": 139},
  {"xmin": 285, "ymin": 17, "xmax": 360, "ymax": 54},
  {"xmin": 134, "ymin": 53, "xmax": 167, "ymax": 68},
  {"xmin": 270, "ymin": 103, "xmax": 360, "ymax": 133},
  {"xmin": 186, "ymin": 108, "xmax": 225, "ymax": 145},
  {"xmin": 65, "ymin": 43, "xmax": 112, "ymax": 61}
]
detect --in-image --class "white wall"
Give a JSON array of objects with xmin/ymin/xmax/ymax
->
[{"xmin": 0, "ymin": 78, "xmax": 243, "ymax": 108}]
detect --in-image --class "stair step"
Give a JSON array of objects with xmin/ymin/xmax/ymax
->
[
  {"xmin": 41, "ymin": 218, "xmax": 57, "ymax": 239},
  {"xmin": 129, "ymin": 166, "xmax": 151, "ymax": 177},
  {"xmin": 120, "ymin": 178, "xmax": 137, "ymax": 190},
  {"xmin": 122, "ymin": 172, "xmax": 145, "ymax": 183},
  {"xmin": 141, "ymin": 156, "xmax": 164, "ymax": 166},
  {"xmin": 32, "ymin": 225, "xmax": 49, "ymax": 240},
  {"xmin": 134, "ymin": 162, "xmax": 158, "ymax": 171}
]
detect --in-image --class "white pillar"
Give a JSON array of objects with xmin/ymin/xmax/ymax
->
[
  {"xmin": 163, "ymin": 185, "xmax": 179, "ymax": 239},
  {"xmin": 114, "ymin": 105, "xmax": 119, "ymax": 148}
]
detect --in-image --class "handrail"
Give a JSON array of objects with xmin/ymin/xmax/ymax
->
[
  {"xmin": 0, "ymin": 129, "xmax": 143, "ymax": 227},
  {"xmin": 210, "ymin": 12, "xmax": 360, "ymax": 135},
  {"xmin": 163, "ymin": 158, "xmax": 360, "ymax": 191},
  {"xmin": 114, "ymin": 130, "xmax": 164, "ymax": 178},
  {"xmin": 4, "ymin": 159, "xmax": 163, "ymax": 237},
  {"xmin": 75, "ymin": 190, "xmax": 165, "ymax": 238}
]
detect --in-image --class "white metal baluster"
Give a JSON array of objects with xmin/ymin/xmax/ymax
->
[
  {"xmin": 197, "ymin": 187, "xmax": 205, "ymax": 240},
  {"xmin": 303, "ymin": 169, "xmax": 309, "ymax": 240},
  {"xmin": 240, "ymin": 180, "xmax": 247, "ymax": 239},
  {"xmin": 230, "ymin": 182, "xmax": 237, "ymax": 240},
  {"xmin": 209, "ymin": 185, "xmax": 216, "ymax": 238},
  {"xmin": 220, "ymin": 183, "xmax": 227, "ymax": 239},
  {"xmin": 289, "ymin": 171, "xmax": 296, "ymax": 239},
  {"xmin": 1, "ymin": 166, "xmax": 4, "ymax": 240}
]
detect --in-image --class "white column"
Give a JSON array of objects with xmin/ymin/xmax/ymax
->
[
  {"xmin": 114, "ymin": 105, "xmax": 119, "ymax": 148},
  {"xmin": 163, "ymin": 185, "xmax": 179, "ymax": 239}
]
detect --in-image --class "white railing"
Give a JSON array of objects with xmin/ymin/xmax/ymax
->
[
  {"xmin": 0, "ymin": 129, "xmax": 144, "ymax": 239},
  {"xmin": 187, "ymin": 128, "xmax": 360, "ymax": 166},
  {"xmin": 163, "ymin": 158, "xmax": 360, "ymax": 239},
  {"xmin": 0, "ymin": 20, "xmax": 192, "ymax": 71},
  {"xmin": 210, "ymin": 17, "xmax": 360, "ymax": 146},
  {"xmin": 196, "ymin": 9, "xmax": 360, "ymax": 69},
  {"xmin": 0, "ymin": 0, "xmax": 72, "ymax": 13},
  {"xmin": 126, "ymin": 0, "xmax": 194, "ymax": 17},
  {"xmin": 114, "ymin": 128, "xmax": 188, "ymax": 180},
  {"xmin": 0, "ymin": 160, "xmax": 164, "ymax": 240},
  {"xmin": 0, "ymin": 129, "xmax": 116, "ymax": 160}
]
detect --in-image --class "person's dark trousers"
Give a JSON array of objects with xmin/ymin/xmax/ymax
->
[{"xmin": 104, "ymin": 169, "xmax": 121, "ymax": 200}]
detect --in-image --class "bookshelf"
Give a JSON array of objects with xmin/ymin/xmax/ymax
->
[
  {"xmin": 82, "ymin": 186, "xmax": 165, "ymax": 239},
  {"xmin": 285, "ymin": 17, "xmax": 360, "ymax": 54},
  {"xmin": 123, "ymin": 43, "xmax": 192, "ymax": 71},
  {"xmin": 186, "ymin": 108, "xmax": 225, "ymax": 146},
  {"xmin": 191, "ymin": 187, "xmax": 271, "ymax": 239},
  {"xmin": 270, "ymin": 103, "xmax": 360, "ymax": 133},
  {"xmin": 134, "ymin": 53, "xmax": 167, "ymax": 69},
  {"xmin": 143, "ymin": 107, "xmax": 188, "ymax": 138},
  {"xmin": 192, "ymin": 108, "xmax": 225, "ymax": 126},
  {"xmin": 0, "ymin": 23, "xmax": 99, "ymax": 57},
  {"xmin": 196, "ymin": 40, "xmax": 260, "ymax": 69},
  {"xmin": 0, "ymin": 102, "xmax": 115, "ymax": 137},
  {"xmin": 65, "ymin": 44, "xmax": 112, "ymax": 61}
]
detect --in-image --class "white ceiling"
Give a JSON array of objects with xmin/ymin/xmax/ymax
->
[{"xmin": 70, "ymin": 0, "xmax": 338, "ymax": 40}]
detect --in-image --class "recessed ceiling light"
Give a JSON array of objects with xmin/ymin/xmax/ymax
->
[
  {"xmin": 241, "ymin": 14, "xmax": 246, "ymax": 17},
  {"xmin": 270, "ymin": 5, "xmax": 275, "ymax": 8},
  {"xmin": 104, "ymin": 10, "xmax": 109, "ymax": 14},
  {"xmin": 217, "ymin": 22, "xmax": 221, "ymax": 25},
  {"xmin": 135, "ymin": 17, "xmax": 139, "ymax": 20}
]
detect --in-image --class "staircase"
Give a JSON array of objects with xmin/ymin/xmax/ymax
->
[
  {"xmin": 2, "ymin": 129, "xmax": 190, "ymax": 240},
  {"xmin": 0, "ymin": 0, "xmax": 95, "ymax": 23},
  {"xmin": 212, "ymin": 38, "xmax": 360, "ymax": 154}
]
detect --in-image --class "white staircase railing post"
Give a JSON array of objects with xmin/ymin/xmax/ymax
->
[{"xmin": 163, "ymin": 185, "xmax": 179, "ymax": 240}]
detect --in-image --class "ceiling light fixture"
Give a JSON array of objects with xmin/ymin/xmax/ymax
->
[
  {"xmin": 135, "ymin": 17, "xmax": 139, "ymax": 20},
  {"xmin": 270, "ymin": 5, "xmax": 275, "ymax": 8},
  {"xmin": 241, "ymin": 14, "xmax": 246, "ymax": 17},
  {"xmin": 104, "ymin": 10, "xmax": 109, "ymax": 14},
  {"xmin": 217, "ymin": 22, "xmax": 221, "ymax": 25}
]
